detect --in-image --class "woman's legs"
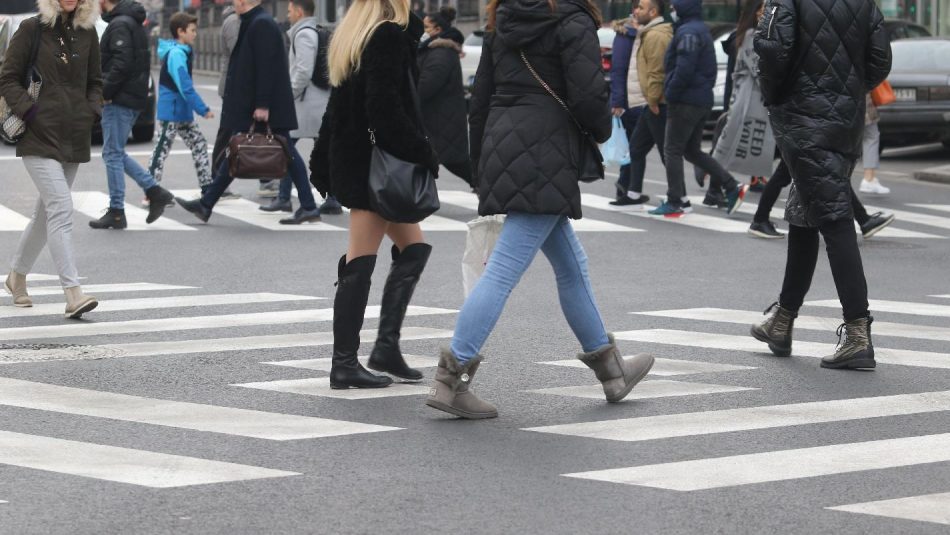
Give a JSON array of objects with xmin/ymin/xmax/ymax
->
[
  {"xmin": 819, "ymin": 219, "xmax": 870, "ymax": 321},
  {"xmin": 778, "ymin": 224, "xmax": 821, "ymax": 313}
]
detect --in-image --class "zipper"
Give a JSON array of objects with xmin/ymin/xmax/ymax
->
[{"xmin": 767, "ymin": 5, "xmax": 778, "ymax": 39}]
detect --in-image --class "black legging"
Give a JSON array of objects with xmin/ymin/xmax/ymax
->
[
  {"xmin": 779, "ymin": 219, "xmax": 869, "ymax": 321},
  {"xmin": 754, "ymin": 160, "xmax": 870, "ymax": 225}
]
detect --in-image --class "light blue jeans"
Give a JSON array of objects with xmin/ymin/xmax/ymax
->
[
  {"xmin": 451, "ymin": 212, "xmax": 611, "ymax": 363},
  {"xmin": 102, "ymin": 103, "xmax": 157, "ymax": 209}
]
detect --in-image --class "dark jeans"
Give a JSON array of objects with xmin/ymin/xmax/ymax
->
[
  {"xmin": 614, "ymin": 106, "xmax": 641, "ymax": 196},
  {"xmin": 779, "ymin": 219, "xmax": 869, "ymax": 321},
  {"xmin": 664, "ymin": 103, "xmax": 737, "ymax": 204},
  {"xmin": 754, "ymin": 160, "xmax": 870, "ymax": 225},
  {"xmin": 620, "ymin": 104, "xmax": 667, "ymax": 195},
  {"xmin": 202, "ymin": 128, "xmax": 313, "ymax": 210},
  {"xmin": 276, "ymin": 138, "xmax": 318, "ymax": 210}
]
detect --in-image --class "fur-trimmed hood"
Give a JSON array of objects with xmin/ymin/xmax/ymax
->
[{"xmin": 37, "ymin": 0, "xmax": 100, "ymax": 30}]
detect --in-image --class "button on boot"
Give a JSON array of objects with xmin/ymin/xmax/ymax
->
[
  {"xmin": 425, "ymin": 349, "xmax": 497, "ymax": 419},
  {"xmin": 577, "ymin": 334, "xmax": 654, "ymax": 403}
]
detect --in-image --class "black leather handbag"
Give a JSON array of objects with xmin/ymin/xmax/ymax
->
[
  {"xmin": 366, "ymin": 70, "xmax": 440, "ymax": 223},
  {"xmin": 520, "ymin": 50, "xmax": 605, "ymax": 183}
]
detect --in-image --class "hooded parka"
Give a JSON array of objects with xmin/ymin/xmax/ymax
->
[
  {"xmin": 755, "ymin": 0, "xmax": 891, "ymax": 227},
  {"xmin": 100, "ymin": 0, "xmax": 150, "ymax": 111},
  {"xmin": 0, "ymin": 0, "xmax": 102, "ymax": 163},
  {"xmin": 417, "ymin": 35, "xmax": 472, "ymax": 184},
  {"xmin": 469, "ymin": 0, "xmax": 611, "ymax": 219}
]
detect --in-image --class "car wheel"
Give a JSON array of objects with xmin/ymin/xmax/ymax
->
[{"xmin": 132, "ymin": 124, "xmax": 154, "ymax": 143}]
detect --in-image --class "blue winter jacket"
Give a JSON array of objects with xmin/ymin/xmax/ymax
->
[
  {"xmin": 157, "ymin": 40, "xmax": 210, "ymax": 122},
  {"xmin": 663, "ymin": 0, "xmax": 717, "ymax": 108},
  {"xmin": 609, "ymin": 24, "xmax": 637, "ymax": 109}
]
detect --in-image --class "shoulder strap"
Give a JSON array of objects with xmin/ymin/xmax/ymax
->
[
  {"xmin": 292, "ymin": 25, "xmax": 318, "ymax": 54},
  {"xmin": 519, "ymin": 50, "xmax": 588, "ymax": 134},
  {"xmin": 28, "ymin": 16, "xmax": 43, "ymax": 66}
]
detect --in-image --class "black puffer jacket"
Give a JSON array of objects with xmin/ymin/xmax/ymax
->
[
  {"xmin": 417, "ymin": 36, "xmax": 472, "ymax": 184},
  {"xmin": 469, "ymin": 0, "xmax": 611, "ymax": 219},
  {"xmin": 100, "ymin": 0, "xmax": 150, "ymax": 110},
  {"xmin": 311, "ymin": 16, "xmax": 437, "ymax": 211},
  {"xmin": 755, "ymin": 0, "xmax": 891, "ymax": 227}
]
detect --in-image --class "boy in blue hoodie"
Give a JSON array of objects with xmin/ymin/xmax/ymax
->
[{"xmin": 146, "ymin": 12, "xmax": 214, "ymax": 201}]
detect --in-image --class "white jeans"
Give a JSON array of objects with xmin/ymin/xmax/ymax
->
[
  {"xmin": 10, "ymin": 157, "xmax": 81, "ymax": 288},
  {"xmin": 862, "ymin": 122, "xmax": 880, "ymax": 170}
]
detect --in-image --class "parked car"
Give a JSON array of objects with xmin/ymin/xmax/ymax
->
[
  {"xmin": 460, "ymin": 29, "xmax": 484, "ymax": 101},
  {"xmin": 877, "ymin": 37, "xmax": 950, "ymax": 150},
  {"xmin": 0, "ymin": 12, "xmax": 38, "ymax": 69},
  {"xmin": 883, "ymin": 19, "xmax": 931, "ymax": 41}
]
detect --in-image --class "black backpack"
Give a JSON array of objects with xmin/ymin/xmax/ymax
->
[{"xmin": 294, "ymin": 25, "xmax": 332, "ymax": 90}]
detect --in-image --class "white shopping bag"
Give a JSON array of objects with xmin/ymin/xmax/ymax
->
[{"xmin": 461, "ymin": 215, "xmax": 506, "ymax": 298}]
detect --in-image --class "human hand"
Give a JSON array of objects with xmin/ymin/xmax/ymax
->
[
  {"xmin": 612, "ymin": 107, "xmax": 626, "ymax": 117},
  {"xmin": 204, "ymin": 110, "xmax": 215, "ymax": 119},
  {"xmin": 649, "ymin": 103, "xmax": 660, "ymax": 115},
  {"xmin": 253, "ymin": 108, "xmax": 269, "ymax": 122}
]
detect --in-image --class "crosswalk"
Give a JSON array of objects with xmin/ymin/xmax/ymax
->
[{"xmin": 3, "ymin": 188, "xmax": 950, "ymax": 237}]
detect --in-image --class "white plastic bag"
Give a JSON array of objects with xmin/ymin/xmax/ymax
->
[
  {"xmin": 600, "ymin": 117, "xmax": 629, "ymax": 167},
  {"xmin": 461, "ymin": 215, "xmax": 506, "ymax": 298}
]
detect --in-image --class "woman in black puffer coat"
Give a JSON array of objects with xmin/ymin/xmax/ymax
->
[
  {"xmin": 424, "ymin": 0, "xmax": 655, "ymax": 420},
  {"xmin": 310, "ymin": 3, "xmax": 439, "ymax": 390},
  {"xmin": 417, "ymin": 11, "xmax": 472, "ymax": 185},
  {"xmin": 750, "ymin": 0, "xmax": 891, "ymax": 371}
]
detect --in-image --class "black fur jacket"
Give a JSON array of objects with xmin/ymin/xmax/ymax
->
[{"xmin": 310, "ymin": 17, "xmax": 438, "ymax": 210}]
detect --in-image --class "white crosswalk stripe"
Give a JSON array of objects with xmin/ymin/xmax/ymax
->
[
  {"xmin": 827, "ymin": 492, "xmax": 950, "ymax": 526},
  {"xmin": 526, "ymin": 379, "xmax": 756, "ymax": 400},
  {"xmin": 806, "ymin": 299, "xmax": 950, "ymax": 318},
  {"xmin": 171, "ymin": 191, "xmax": 347, "ymax": 231},
  {"xmin": 908, "ymin": 203, "xmax": 950, "ymax": 215},
  {"xmin": 233, "ymin": 377, "xmax": 431, "ymax": 399},
  {"xmin": 265, "ymin": 354, "xmax": 439, "ymax": 371},
  {"xmin": 563, "ymin": 433, "xmax": 950, "ymax": 491},
  {"xmin": 0, "ymin": 203, "xmax": 30, "ymax": 232},
  {"xmin": 71, "ymin": 191, "xmax": 195, "ymax": 231},
  {"xmin": 22, "ymin": 282, "xmax": 195, "ymax": 297},
  {"xmin": 538, "ymin": 357, "xmax": 757, "ymax": 376},
  {"xmin": 581, "ymin": 193, "xmax": 751, "ymax": 233}
]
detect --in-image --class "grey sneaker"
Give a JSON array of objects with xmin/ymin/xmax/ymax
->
[{"xmin": 821, "ymin": 317, "xmax": 876, "ymax": 369}]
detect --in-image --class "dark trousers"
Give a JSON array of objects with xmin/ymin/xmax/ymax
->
[
  {"xmin": 615, "ymin": 106, "xmax": 641, "ymax": 196},
  {"xmin": 276, "ymin": 138, "xmax": 318, "ymax": 210},
  {"xmin": 779, "ymin": 219, "xmax": 869, "ymax": 321},
  {"xmin": 664, "ymin": 103, "xmax": 737, "ymax": 204},
  {"xmin": 619, "ymin": 105, "xmax": 667, "ymax": 195},
  {"xmin": 754, "ymin": 160, "xmax": 871, "ymax": 225}
]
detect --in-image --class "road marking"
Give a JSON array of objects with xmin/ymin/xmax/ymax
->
[
  {"xmin": 563, "ymin": 433, "xmax": 950, "ymax": 491},
  {"xmin": 264, "ymin": 354, "xmax": 438, "ymax": 371},
  {"xmin": 526, "ymin": 380, "xmax": 755, "ymax": 400},
  {"xmin": 233, "ymin": 377, "xmax": 431, "ymax": 399},
  {"xmin": 0, "ymin": 149, "xmax": 209, "ymax": 162},
  {"xmin": 864, "ymin": 203, "xmax": 950, "ymax": 232},
  {"xmin": 0, "ymin": 306, "xmax": 456, "ymax": 342},
  {"xmin": 0, "ymin": 430, "xmax": 298, "ymax": 488},
  {"xmin": 71, "ymin": 191, "xmax": 196, "ymax": 231},
  {"xmin": 828, "ymin": 492, "xmax": 950, "ymax": 526},
  {"xmin": 613, "ymin": 328, "xmax": 950, "ymax": 369},
  {"xmin": 0, "ymin": 377, "xmax": 399, "ymax": 440},
  {"xmin": 25, "ymin": 274, "xmax": 79, "ymax": 283},
  {"xmin": 635, "ymin": 307, "xmax": 950, "ymax": 342},
  {"xmin": 581, "ymin": 193, "xmax": 751, "ymax": 233},
  {"xmin": 933, "ymin": 294, "xmax": 950, "ymax": 299},
  {"xmin": 538, "ymin": 357, "xmax": 757, "ymax": 376},
  {"xmin": 806, "ymin": 299, "xmax": 950, "ymax": 318},
  {"xmin": 525, "ymin": 390, "xmax": 950, "ymax": 442},
  {"xmin": 0, "ymin": 204, "xmax": 30, "ymax": 232},
  {"xmin": 22, "ymin": 282, "xmax": 196, "ymax": 297},
  {"xmin": 171, "ymin": 191, "xmax": 347, "ymax": 231},
  {"xmin": 439, "ymin": 190, "xmax": 641, "ymax": 232},
  {"xmin": 0, "ymin": 292, "xmax": 320, "ymax": 319},
  {"xmin": 908, "ymin": 204, "xmax": 950, "ymax": 215}
]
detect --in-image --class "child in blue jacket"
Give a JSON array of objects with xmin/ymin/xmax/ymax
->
[{"xmin": 146, "ymin": 12, "xmax": 214, "ymax": 202}]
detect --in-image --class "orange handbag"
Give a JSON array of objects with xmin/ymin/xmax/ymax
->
[{"xmin": 870, "ymin": 80, "xmax": 896, "ymax": 106}]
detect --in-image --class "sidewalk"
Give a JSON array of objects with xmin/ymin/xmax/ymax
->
[{"xmin": 915, "ymin": 163, "xmax": 950, "ymax": 185}]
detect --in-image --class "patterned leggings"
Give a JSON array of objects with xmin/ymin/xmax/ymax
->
[{"xmin": 148, "ymin": 121, "xmax": 212, "ymax": 187}]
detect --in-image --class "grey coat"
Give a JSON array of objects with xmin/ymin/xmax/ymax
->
[
  {"xmin": 217, "ymin": 8, "xmax": 239, "ymax": 98},
  {"xmin": 287, "ymin": 16, "xmax": 328, "ymax": 139}
]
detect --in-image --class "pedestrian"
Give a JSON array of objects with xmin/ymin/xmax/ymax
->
[
  {"xmin": 859, "ymin": 94, "xmax": 890, "ymax": 195},
  {"xmin": 258, "ymin": 0, "xmax": 344, "ymax": 221},
  {"xmin": 176, "ymin": 0, "xmax": 314, "ymax": 225},
  {"xmin": 310, "ymin": 0, "xmax": 437, "ymax": 389},
  {"xmin": 146, "ymin": 12, "xmax": 214, "ymax": 203},
  {"xmin": 751, "ymin": 0, "xmax": 891, "ymax": 369},
  {"xmin": 417, "ymin": 8, "xmax": 473, "ymax": 186},
  {"xmin": 605, "ymin": 13, "xmax": 641, "ymax": 204},
  {"xmin": 425, "ymin": 0, "xmax": 655, "ymax": 419},
  {"xmin": 610, "ymin": 0, "xmax": 671, "ymax": 208},
  {"xmin": 90, "ymin": 0, "xmax": 175, "ymax": 230},
  {"xmin": 209, "ymin": 5, "xmax": 241, "ymax": 201},
  {"xmin": 0, "ymin": 0, "xmax": 101, "ymax": 317},
  {"xmin": 649, "ymin": 0, "xmax": 747, "ymax": 217}
]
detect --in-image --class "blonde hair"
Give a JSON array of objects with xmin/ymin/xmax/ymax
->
[{"xmin": 328, "ymin": 0, "xmax": 410, "ymax": 87}]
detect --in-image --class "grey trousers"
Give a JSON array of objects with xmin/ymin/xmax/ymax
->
[{"xmin": 10, "ymin": 157, "xmax": 81, "ymax": 288}]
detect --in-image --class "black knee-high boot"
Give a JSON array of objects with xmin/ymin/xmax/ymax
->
[
  {"xmin": 330, "ymin": 254, "xmax": 393, "ymax": 389},
  {"xmin": 367, "ymin": 243, "xmax": 432, "ymax": 381}
]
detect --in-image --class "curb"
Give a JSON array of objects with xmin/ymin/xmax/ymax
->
[{"xmin": 915, "ymin": 164, "xmax": 950, "ymax": 185}]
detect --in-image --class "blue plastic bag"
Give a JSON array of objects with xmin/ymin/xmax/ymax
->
[{"xmin": 601, "ymin": 117, "xmax": 630, "ymax": 167}]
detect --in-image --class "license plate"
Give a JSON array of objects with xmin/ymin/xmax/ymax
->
[{"xmin": 894, "ymin": 88, "xmax": 917, "ymax": 102}]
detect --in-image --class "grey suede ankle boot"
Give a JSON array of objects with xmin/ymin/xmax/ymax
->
[
  {"xmin": 750, "ymin": 302, "xmax": 797, "ymax": 357},
  {"xmin": 821, "ymin": 316, "xmax": 876, "ymax": 370},
  {"xmin": 4, "ymin": 271, "xmax": 32, "ymax": 307},
  {"xmin": 425, "ymin": 349, "xmax": 497, "ymax": 419},
  {"xmin": 64, "ymin": 286, "xmax": 97, "ymax": 319},
  {"xmin": 578, "ymin": 334, "xmax": 654, "ymax": 403}
]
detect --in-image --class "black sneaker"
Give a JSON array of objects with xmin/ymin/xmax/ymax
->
[
  {"xmin": 748, "ymin": 220, "xmax": 785, "ymax": 239},
  {"xmin": 88, "ymin": 208, "xmax": 127, "ymax": 230},
  {"xmin": 702, "ymin": 190, "xmax": 727, "ymax": 209},
  {"xmin": 279, "ymin": 207, "xmax": 321, "ymax": 224},
  {"xmin": 319, "ymin": 196, "xmax": 344, "ymax": 215},
  {"xmin": 609, "ymin": 194, "xmax": 651, "ymax": 207},
  {"xmin": 175, "ymin": 197, "xmax": 211, "ymax": 223},
  {"xmin": 860, "ymin": 212, "xmax": 895, "ymax": 239},
  {"xmin": 144, "ymin": 185, "xmax": 175, "ymax": 224},
  {"xmin": 678, "ymin": 200, "xmax": 693, "ymax": 213}
]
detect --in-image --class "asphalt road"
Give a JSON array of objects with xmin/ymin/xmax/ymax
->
[{"xmin": 1, "ymin": 73, "xmax": 950, "ymax": 534}]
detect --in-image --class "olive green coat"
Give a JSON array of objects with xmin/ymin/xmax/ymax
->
[{"xmin": 0, "ymin": 1, "xmax": 102, "ymax": 163}]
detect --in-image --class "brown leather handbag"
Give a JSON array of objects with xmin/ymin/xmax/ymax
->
[{"xmin": 227, "ymin": 121, "xmax": 291, "ymax": 179}]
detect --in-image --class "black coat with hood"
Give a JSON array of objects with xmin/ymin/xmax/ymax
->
[
  {"xmin": 754, "ymin": 0, "xmax": 891, "ymax": 227},
  {"xmin": 417, "ymin": 34, "xmax": 472, "ymax": 184},
  {"xmin": 100, "ymin": 0, "xmax": 150, "ymax": 111},
  {"xmin": 310, "ymin": 15, "xmax": 438, "ymax": 211},
  {"xmin": 469, "ymin": 0, "xmax": 611, "ymax": 219}
]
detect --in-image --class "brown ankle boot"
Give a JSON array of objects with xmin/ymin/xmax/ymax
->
[
  {"xmin": 4, "ymin": 271, "xmax": 32, "ymax": 307},
  {"xmin": 425, "ymin": 349, "xmax": 497, "ymax": 419},
  {"xmin": 64, "ymin": 286, "xmax": 98, "ymax": 319},
  {"xmin": 577, "ymin": 334, "xmax": 654, "ymax": 403}
]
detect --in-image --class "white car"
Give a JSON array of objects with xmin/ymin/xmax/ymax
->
[{"xmin": 460, "ymin": 30, "xmax": 484, "ymax": 98}]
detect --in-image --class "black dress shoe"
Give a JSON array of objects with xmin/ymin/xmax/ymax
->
[
  {"xmin": 259, "ymin": 198, "xmax": 293, "ymax": 212},
  {"xmin": 279, "ymin": 207, "xmax": 321, "ymax": 224},
  {"xmin": 175, "ymin": 197, "xmax": 211, "ymax": 223},
  {"xmin": 860, "ymin": 212, "xmax": 895, "ymax": 239},
  {"xmin": 609, "ymin": 194, "xmax": 651, "ymax": 206},
  {"xmin": 89, "ymin": 208, "xmax": 127, "ymax": 229}
]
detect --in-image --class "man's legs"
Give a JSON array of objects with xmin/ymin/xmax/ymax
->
[
  {"xmin": 101, "ymin": 104, "xmax": 131, "ymax": 209},
  {"xmin": 682, "ymin": 107, "xmax": 739, "ymax": 193},
  {"xmin": 662, "ymin": 104, "xmax": 698, "ymax": 206}
]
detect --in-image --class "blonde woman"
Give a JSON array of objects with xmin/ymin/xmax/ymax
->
[
  {"xmin": 1, "ymin": 0, "xmax": 101, "ymax": 318},
  {"xmin": 310, "ymin": 0, "xmax": 438, "ymax": 389}
]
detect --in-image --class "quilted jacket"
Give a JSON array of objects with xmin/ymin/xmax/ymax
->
[
  {"xmin": 469, "ymin": 0, "xmax": 611, "ymax": 219},
  {"xmin": 417, "ymin": 36, "xmax": 472, "ymax": 184},
  {"xmin": 755, "ymin": 0, "xmax": 891, "ymax": 227},
  {"xmin": 663, "ymin": 0, "xmax": 718, "ymax": 108}
]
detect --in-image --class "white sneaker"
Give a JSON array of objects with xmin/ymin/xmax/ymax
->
[{"xmin": 859, "ymin": 178, "xmax": 890, "ymax": 195}]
